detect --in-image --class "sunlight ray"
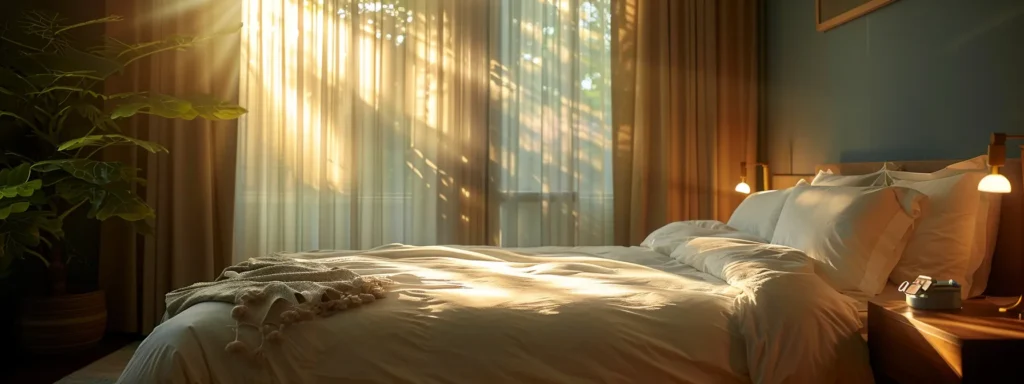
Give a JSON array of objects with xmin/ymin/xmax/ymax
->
[{"xmin": 236, "ymin": 0, "xmax": 614, "ymax": 255}]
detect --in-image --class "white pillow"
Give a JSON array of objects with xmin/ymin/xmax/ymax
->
[
  {"xmin": 884, "ymin": 156, "xmax": 988, "ymax": 181},
  {"xmin": 640, "ymin": 220, "xmax": 766, "ymax": 255},
  {"xmin": 640, "ymin": 220, "xmax": 733, "ymax": 247},
  {"xmin": 884, "ymin": 156, "xmax": 999, "ymax": 297},
  {"xmin": 727, "ymin": 188, "xmax": 794, "ymax": 241},
  {"xmin": 811, "ymin": 169, "xmax": 886, "ymax": 187},
  {"xmin": 889, "ymin": 174, "xmax": 981, "ymax": 299},
  {"xmin": 771, "ymin": 186, "xmax": 925, "ymax": 299}
]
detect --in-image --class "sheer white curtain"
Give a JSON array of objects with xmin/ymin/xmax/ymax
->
[
  {"xmin": 488, "ymin": 0, "xmax": 613, "ymax": 246},
  {"xmin": 236, "ymin": 0, "xmax": 612, "ymax": 259}
]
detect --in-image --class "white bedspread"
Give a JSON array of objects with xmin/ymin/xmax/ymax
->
[{"xmin": 119, "ymin": 224, "xmax": 872, "ymax": 384}]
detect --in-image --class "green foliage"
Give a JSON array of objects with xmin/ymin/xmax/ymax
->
[
  {"xmin": 53, "ymin": 176, "xmax": 154, "ymax": 221},
  {"xmin": 0, "ymin": 201, "xmax": 31, "ymax": 220},
  {"xmin": 111, "ymin": 93, "xmax": 248, "ymax": 121},
  {"xmin": 0, "ymin": 164, "xmax": 43, "ymax": 201},
  {"xmin": 58, "ymin": 134, "xmax": 168, "ymax": 154},
  {"xmin": 0, "ymin": 11, "xmax": 246, "ymax": 278}
]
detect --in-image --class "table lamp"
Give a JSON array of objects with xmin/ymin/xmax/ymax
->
[
  {"xmin": 978, "ymin": 133, "xmax": 1022, "ymax": 193},
  {"xmin": 735, "ymin": 162, "xmax": 770, "ymax": 194},
  {"xmin": 976, "ymin": 133, "xmax": 1024, "ymax": 315}
]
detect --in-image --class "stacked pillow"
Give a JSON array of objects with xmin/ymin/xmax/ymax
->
[
  {"xmin": 725, "ymin": 156, "xmax": 999, "ymax": 299},
  {"xmin": 882, "ymin": 156, "xmax": 1000, "ymax": 298},
  {"xmin": 641, "ymin": 220, "xmax": 767, "ymax": 255},
  {"xmin": 728, "ymin": 173, "xmax": 925, "ymax": 299},
  {"xmin": 770, "ymin": 185, "xmax": 924, "ymax": 299},
  {"xmin": 811, "ymin": 169, "xmax": 886, "ymax": 187},
  {"xmin": 727, "ymin": 189, "xmax": 793, "ymax": 242},
  {"xmin": 810, "ymin": 162, "xmax": 900, "ymax": 187}
]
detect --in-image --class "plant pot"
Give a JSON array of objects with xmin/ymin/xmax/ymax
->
[{"xmin": 20, "ymin": 290, "xmax": 107, "ymax": 354}]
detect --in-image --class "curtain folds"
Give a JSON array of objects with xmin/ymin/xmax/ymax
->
[
  {"xmin": 236, "ymin": 0, "xmax": 614, "ymax": 257},
  {"xmin": 487, "ymin": 0, "xmax": 614, "ymax": 247},
  {"xmin": 611, "ymin": 0, "xmax": 759, "ymax": 245},
  {"xmin": 102, "ymin": 0, "xmax": 241, "ymax": 334},
  {"xmin": 235, "ymin": 0, "xmax": 492, "ymax": 258}
]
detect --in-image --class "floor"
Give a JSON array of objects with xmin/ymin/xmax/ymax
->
[{"xmin": 0, "ymin": 334, "xmax": 139, "ymax": 384}]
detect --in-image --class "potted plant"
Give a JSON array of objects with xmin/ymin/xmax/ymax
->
[{"xmin": 0, "ymin": 11, "xmax": 245, "ymax": 353}]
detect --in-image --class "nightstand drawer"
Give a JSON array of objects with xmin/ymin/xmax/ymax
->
[{"xmin": 868, "ymin": 300, "xmax": 1024, "ymax": 384}]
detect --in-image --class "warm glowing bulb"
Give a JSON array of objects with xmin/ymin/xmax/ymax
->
[
  {"xmin": 735, "ymin": 181, "xmax": 751, "ymax": 194},
  {"xmin": 978, "ymin": 173, "xmax": 1012, "ymax": 193}
]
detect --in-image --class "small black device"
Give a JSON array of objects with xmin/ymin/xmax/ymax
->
[{"xmin": 899, "ymin": 275, "xmax": 961, "ymax": 310}]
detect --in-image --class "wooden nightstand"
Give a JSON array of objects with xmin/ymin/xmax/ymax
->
[{"xmin": 868, "ymin": 299, "xmax": 1024, "ymax": 383}]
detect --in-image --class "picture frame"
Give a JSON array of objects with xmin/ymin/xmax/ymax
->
[{"xmin": 816, "ymin": 0, "xmax": 897, "ymax": 32}]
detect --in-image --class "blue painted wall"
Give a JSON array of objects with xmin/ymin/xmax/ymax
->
[{"xmin": 766, "ymin": 0, "xmax": 1024, "ymax": 174}]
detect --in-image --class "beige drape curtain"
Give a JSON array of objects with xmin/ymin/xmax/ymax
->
[
  {"xmin": 102, "ymin": 0, "xmax": 240, "ymax": 334},
  {"xmin": 611, "ymin": 0, "xmax": 759, "ymax": 245}
]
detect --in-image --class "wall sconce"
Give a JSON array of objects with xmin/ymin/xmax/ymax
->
[
  {"xmin": 735, "ymin": 162, "xmax": 770, "ymax": 194},
  {"xmin": 978, "ymin": 133, "xmax": 1024, "ymax": 193}
]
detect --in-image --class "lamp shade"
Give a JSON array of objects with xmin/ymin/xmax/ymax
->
[
  {"xmin": 978, "ymin": 173, "xmax": 1012, "ymax": 193},
  {"xmin": 735, "ymin": 181, "xmax": 751, "ymax": 194}
]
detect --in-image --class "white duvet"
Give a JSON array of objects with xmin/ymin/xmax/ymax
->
[{"xmin": 119, "ymin": 222, "xmax": 872, "ymax": 384}]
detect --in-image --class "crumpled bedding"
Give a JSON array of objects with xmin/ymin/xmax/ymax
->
[
  {"xmin": 118, "ymin": 221, "xmax": 872, "ymax": 384},
  {"xmin": 164, "ymin": 256, "xmax": 393, "ymax": 358}
]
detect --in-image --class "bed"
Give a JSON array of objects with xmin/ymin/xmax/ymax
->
[{"xmin": 117, "ymin": 158, "xmax": 1024, "ymax": 384}]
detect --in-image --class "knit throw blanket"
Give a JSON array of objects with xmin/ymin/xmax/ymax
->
[{"xmin": 165, "ymin": 256, "xmax": 392, "ymax": 357}]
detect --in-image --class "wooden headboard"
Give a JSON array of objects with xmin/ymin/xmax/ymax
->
[
  {"xmin": 804, "ymin": 159, "xmax": 1024, "ymax": 296},
  {"xmin": 772, "ymin": 174, "xmax": 814, "ymax": 189}
]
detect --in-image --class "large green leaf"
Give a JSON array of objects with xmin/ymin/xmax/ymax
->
[
  {"xmin": 111, "ymin": 93, "xmax": 246, "ymax": 121},
  {"xmin": 105, "ymin": 92, "xmax": 143, "ymax": 100},
  {"xmin": 0, "ymin": 180, "xmax": 42, "ymax": 199},
  {"xmin": 0, "ymin": 201, "xmax": 31, "ymax": 220},
  {"xmin": 57, "ymin": 179, "xmax": 105, "ymax": 219},
  {"xmin": 72, "ymin": 103, "xmax": 121, "ymax": 132},
  {"xmin": 94, "ymin": 188, "xmax": 153, "ymax": 221},
  {"xmin": 0, "ymin": 164, "xmax": 42, "ymax": 200},
  {"xmin": 55, "ymin": 179, "xmax": 152, "ymax": 221},
  {"xmin": 131, "ymin": 218, "xmax": 155, "ymax": 237},
  {"xmin": 0, "ymin": 209, "xmax": 42, "ymax": 246},
  {"xmin": 57, "ymin": 178, "xmax": 102, "ymax": 203},
  {"xmin": 31, "ymin": 160, "xmax": 68, "ymax": 173},
  {"xmin": 0, "ymin": 164, "xmax": 31, "ymax": 186},
  {"xmin": 189, "ymin": 95, "xmax": 249, "ymax": 120},
  {"xmin": 33, "ymin": 159, "xmax": 134, "ymax": 185},
  {"xmin": 58, "ymin": 134, "xmax": 169, "ymax": 154},
  {"xmin": 36, "ymin": 212, "xmax": 65, "ymax": 238},
  {"xmin": 111, "ymin": 94, "xmax": 193, "ymax": 120},
  {"xmin": 0, "ymin": 209, "xmax": 60, "ymax": 276}
]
